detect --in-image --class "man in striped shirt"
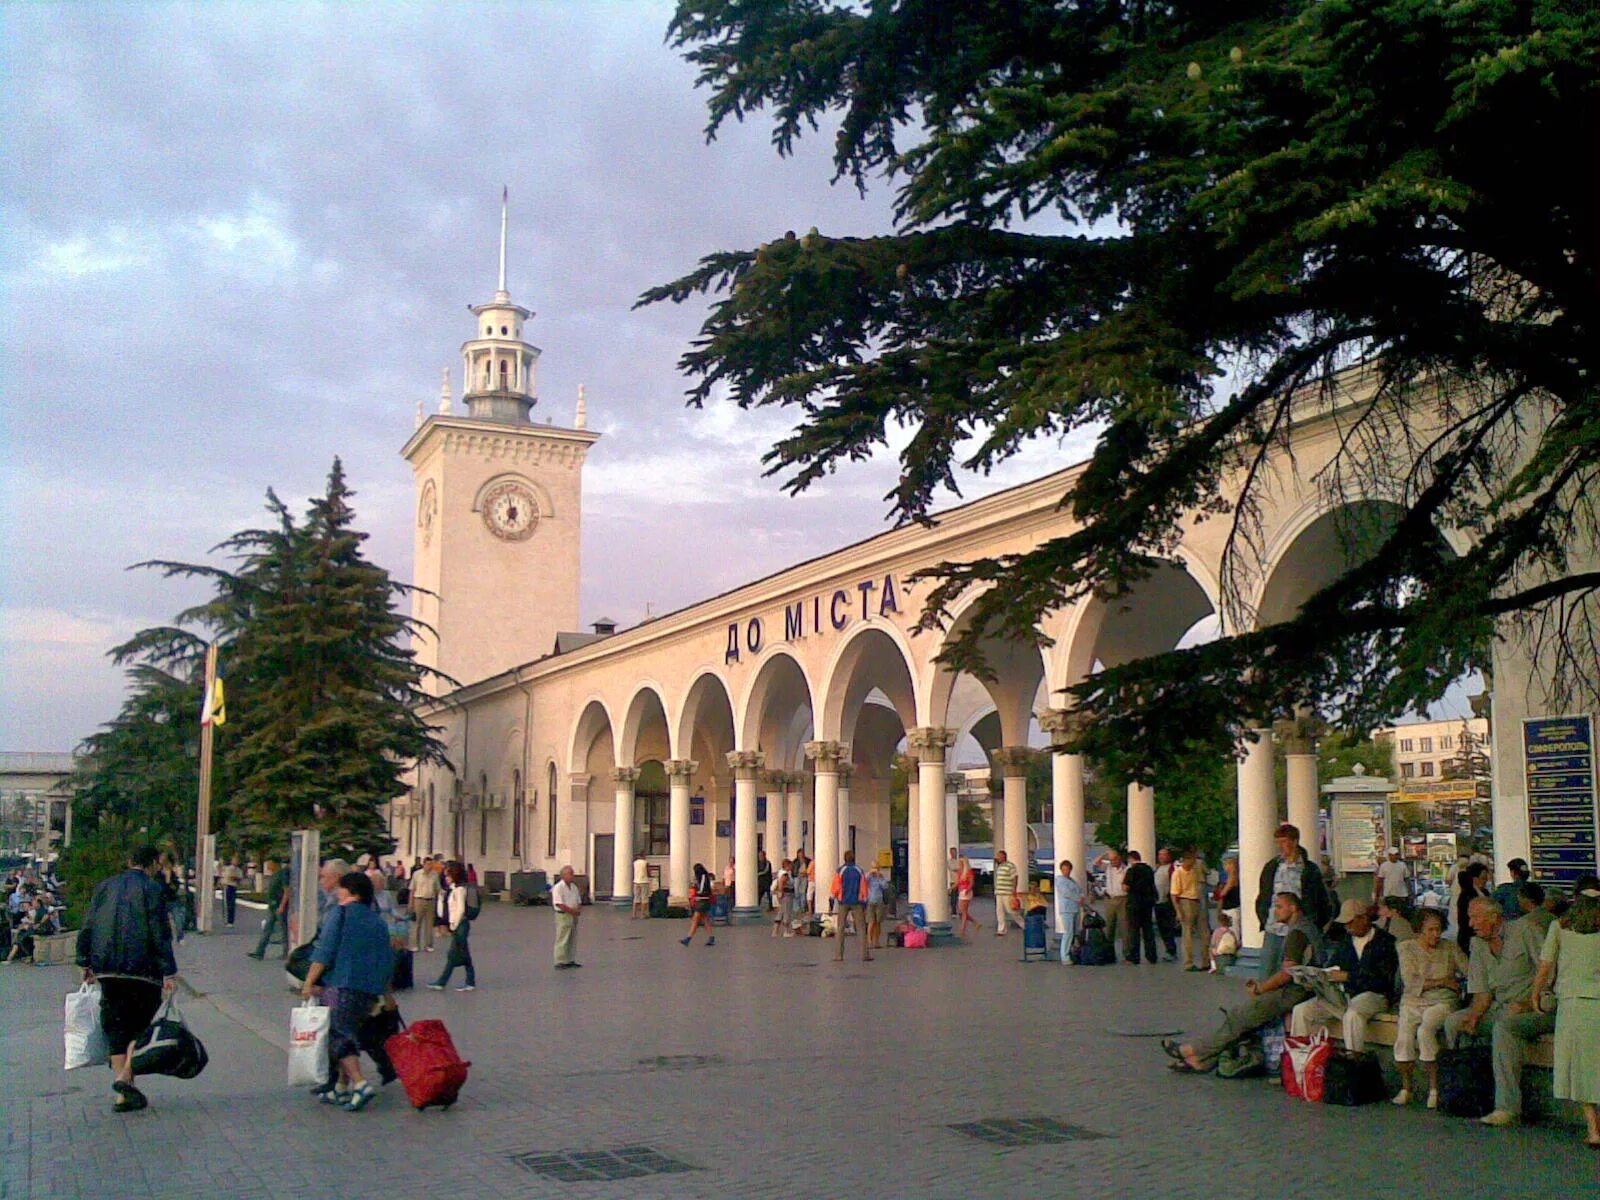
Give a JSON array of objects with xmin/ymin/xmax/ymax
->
[{"xmin": 993, "ymin": 850, "xmax": 1025, "ymax": 935}]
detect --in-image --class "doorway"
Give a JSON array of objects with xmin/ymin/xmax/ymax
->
[{"xmin": 593, "ymin": 833, "xmax": 614, "ymax": 899}]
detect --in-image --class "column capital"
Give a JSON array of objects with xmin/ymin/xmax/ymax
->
[
  {"xmin": 893, "ymin": 752, "xmax": 920, "ymax": 774},
  {"xmin": 1037, "ymin": 706, "xmax": 1088, "ymax": 747},
  {"xmin": 725, "ymin": 750, "xmax": 765, "ymax": 780},
  {"xmin": 1273, "ymin": 714, "xmax": 1326, "ymax": 756},
  {"xmin": 666, "ymin": 759, "xmax": 699, "ymax": 782},
  {"xmin": 763, "ymin": 769, "xmax": 790, "ymax": 790},
  {"xmin": 906, "ymin": 726, "xmax": 956, "ymax": 756},
  {"xmin": 612, "ymin": 767, "xmax": 640, "ymax": 786},
  {"xmin": 835, "ymin": 760, "xmax": 855, "ymax": 784},
  {"xmin": 804, "ymin": 740, "xmax": 848, "ymax": 771},
  {"xmin": 567, "ymin": 772, "xmax": 592, "ymax": 789},
  {"xmin": 992, "ymin": 745, "xmax": 1034, "ymax": 777}
]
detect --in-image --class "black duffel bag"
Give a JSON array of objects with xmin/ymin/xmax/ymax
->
[
  {"xmin": 130, "ymin": 998, "xmax": 208, "ymax": 1080},
  {"xmin": 1322, "ymin": 1050, "xmax": 1386, "ymax": 1105},
  {"xmin": 285, "ymin": 941, "xmax": 315, "ymax": 981},
  {"xmin": 1438, "ymin": 1042, "xmax": 1495, "ymax": 1118}
]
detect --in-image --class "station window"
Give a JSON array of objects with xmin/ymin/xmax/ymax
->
[
  {"xmin": 1420, "ymin": 761, "xmax": 1435, "ymax": 777},
  {"xmin": 1400, "ymin": 738, "xmax": 1414, "ymax": 753},
  {"xmin": 1420, "ymin": 737, "xmax": 1433, "ymax": 753},
  {"xmin": 1401, "ymin": 763, "xmax": 1415, "ymax": 779}
]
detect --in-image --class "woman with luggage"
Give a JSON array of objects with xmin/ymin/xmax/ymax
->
[
  {"xmin": 427, "ymin": 863, "xmax": 477, "ymax": 992},
  {"xmin": 682, "ymin": 863, "xmax": 717, "ymax": 946},
  {"xmin": 1532, "ymin": 876, "xmax": 1600, "ymax": 1147},
  {"xmin": 301, "ymin": 871, "xmax": 396, "ymax": 1111}
]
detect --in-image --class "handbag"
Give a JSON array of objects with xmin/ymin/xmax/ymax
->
[
  {"xmin": 1281, "ymin": 1031, "xmax": 1332, "ymax": 1101},
  {"xmin": 130, "ymin": 997, "xmax": 208, "ymax": 1079},
  {"xmin": 1009, "ymin": 894, "xmax": 1022, "ymax": 911},
  {"xmin": 63, "ymin": 981, "xmax": 110, "ymax": 1070},
  {"xmin": 287, "ymin": 999, "xmax": 331, "ymax": 1087}
]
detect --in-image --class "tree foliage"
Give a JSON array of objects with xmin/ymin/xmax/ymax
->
[
  {"xmin": 646, "ymin": 0, "xmax": 1600, "ymax": 774},
  {"xmin": 79, "ymin": 462, "xmax": 445, "ymax": 860}
]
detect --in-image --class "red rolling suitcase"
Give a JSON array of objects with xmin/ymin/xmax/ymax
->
[{"xmin": 384, "ymin": 1018, "xmax": 470, "ymax": 1110}]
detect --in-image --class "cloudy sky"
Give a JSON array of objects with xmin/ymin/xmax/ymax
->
[{"xmin": 2, "ymin": 1, "xmax": 1098, "ymax": 751}]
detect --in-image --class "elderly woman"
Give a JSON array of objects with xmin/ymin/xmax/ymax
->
[
  {"xmin": 1532, "ymin": 875, "xmax": 1600, "ymax": 1148},
  {"xmin": 1392, "ymin": 908, "xmax": 1468, "ymax": 1108},
  {"xmin": 302, "ymin": 871, "xmax": 395, "ymax": 1112}
]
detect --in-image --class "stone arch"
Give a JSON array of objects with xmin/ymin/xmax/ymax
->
[
  {"xmin": 923, "ymin": 589, "xmax": 1049, "ymax": 745},
  {"xmin": 1053, "ymin": 558, "xmax": 1218, "ymax": 689},
  {"xmin": 567, "ymin": 696, "xmax": 616, "ymax": 778},
  {"xmin": 617, "ymin": 680, "xmax": 674, "ymax": 765},
  {"xmin": 674, "ymin": 669, "xmax": 737, "ymax": 766},
  {"xmin": 817, "ymin": 621, "xmax": 920, "ymax": 744},
  {"xmin": 736, "ymin": 647, "xmax": 816, "ymax": 756},
  {"xmin": 1253, "ymin": 497, "xmax": 1410, "ymax": 627}
]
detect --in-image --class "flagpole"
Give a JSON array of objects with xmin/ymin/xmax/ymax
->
[{"xmin": 195, "ymin": 642, "xmax": 218, "ymax": 934}]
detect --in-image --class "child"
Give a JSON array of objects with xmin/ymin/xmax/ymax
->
[{"xmin": 1208, "ymin": 912, "xmax": 1238, "ymax": 973}]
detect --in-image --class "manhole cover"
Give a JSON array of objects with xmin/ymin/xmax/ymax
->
[
  {"xmin": 510, "ymin": 1146, "xmax": 696, "ymax": 1183},
  {"xmin": 1108, "ymin": 1027, "xmax": 1182, "ymax": 1038},
  {"xmin": 636, "ymin": 1054, "xmax": 720, "ymax": 1072},
  {"xmin": 949, "ymin": 1117, "xmax": 1109, "ymax": 1147}
]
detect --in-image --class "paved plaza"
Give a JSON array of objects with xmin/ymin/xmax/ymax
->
[{"xmin": 3, "ymin": 899, "xmax": 1592, "ymax": 1199}]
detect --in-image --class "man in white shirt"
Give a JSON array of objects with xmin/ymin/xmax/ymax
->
[
  {"xmin": 1096, "ymin": 850, "xmax": 1129, "ymax": 954},
  {"xmin": 1374, "ymin": 846, "xmax": 1411, "ymax": 905},
  {"xmin": 631, "ymin": 853, "xmax": 651, "ymax": 919},
  {"xmin": 550, "ymin": 866, "xmax": 583, "ymax": 969}
]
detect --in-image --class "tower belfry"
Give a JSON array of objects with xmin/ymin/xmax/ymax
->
[{"xmin": 461, "ymin": 187, "xmax": 540, "ymax": 424}]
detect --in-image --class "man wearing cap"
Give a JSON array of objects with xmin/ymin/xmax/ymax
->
[
  {"xmin": 1491, "ymin": 858, "xmax": 1531, "ymax": 917},
  {"xmin": 1290, "ymin": 899, "xmax": 1400, "ymax": 1051},
  {"xmin": 1255, "ymin": 823, "xmax": 1333, "ymax": 982},
  {"xmin": 1374, "ymin": 846, "xmax": 1411, "ymax": 906}
]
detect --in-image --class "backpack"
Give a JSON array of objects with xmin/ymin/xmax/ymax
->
[
  {"xmin": 1215, "ymin": 1039, "xmax": 1267, "ymax": 1079},
  {"xmin": 463, "ymin": 885, "xmax": 482, "ymax": 922},
  {"xmin": 1074, "ymin": 926, "xmax": 1116, "ymax": 965}
]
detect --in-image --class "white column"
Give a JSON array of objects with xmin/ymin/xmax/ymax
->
[
  {"xmin": 667, "ymin": 759, "xmax": 696, "ymax": 903},
  {"xmin": 909, "ymin": 728, "xmax": 956, "ymax": 928},
  {"xmin": 1040, "ymin": 708, "xmax": 1087, "ymax": 935},
  {"xmin": 900, "ymin": 753, "xmax": 922, "ymax": 906},
  {"xmin": 786, "ymin": 776, "xmax": 804, "ymax": 861},
  {"xmin": 1278, "ymin": 715, "xmax": 1323, "ymax": 861},
  {"xmin": 764, "ymin": 773, "xmax": 784, "ymax": 863},
  {"xmin": 837, "ymin": 760, "xmax": 853, "ymax": 858},
  {"xmin": 1237, "ymin": 727, "xmax": 1277, "ymax": 949},
  {"xmin": 996, "ymin": 747, "xmax": 1031, "ymax": 878},
  {"xmin": 1127, "ymin": 782, "xmax": 1155, "ymax": 864},
  {"xmin": 944, "ymin": 779, "xmax": 959, "ymax": 859},
  {"xmin": 807, "ymin": 742, "xmax": 842, "ymax": 913},
  {"xmin": 727, "ymin": 751, "xmax": 764, "ymax": 915},
  {"xmin": 990, "ymin": 788, "xmax": 1005, "ymax": 863},
  {"xmin": 611, "ymin": 767, "xmax": 638, "ymax": 906}
]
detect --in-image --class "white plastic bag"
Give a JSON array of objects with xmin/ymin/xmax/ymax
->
[
  {"xmin": 64, "ymin": 981, "xmax": 110, "ymax": 1070},
  {"xmin": 287, "ymin": 999, "xmax": 330, "ymax": 1087}
]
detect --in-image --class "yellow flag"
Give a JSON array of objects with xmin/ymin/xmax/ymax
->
[{"xmin": 202, "ymin": 676, "xmax": 227, "ymax": 728}]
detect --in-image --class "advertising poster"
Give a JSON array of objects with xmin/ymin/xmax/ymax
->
[
  {"xmin": 1332, "ymin": 799, "xmax": 1388, "ymax": 875},
  {"xmin": 1523, "ymin": 714, "xmax": 1600, "ymax": 887}
]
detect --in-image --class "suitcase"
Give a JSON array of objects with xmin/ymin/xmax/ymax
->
[
  {"xmin": 648, "ymin": 888, "xmax": 669, "ymax": 918},
  {"xmin": 1321, "ymin": 1050, "xmax": 1386, "ymax": 1105},
  {"xmin": 1438, "ymin": 1043, "xmax": 1494, "ymax": 1118},
  {"xmin": 385, "ymin": 1018, "xmax": 470, "ymax": 1110},
  {"xmin": 1021, "ymin": 911, "xmax": 1049, "ymax": 962},
  {"xmin": 391, "ymin": 948, "xmax": 414, "ymax": 991}
]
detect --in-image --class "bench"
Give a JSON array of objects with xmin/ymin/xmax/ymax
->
[{"xmin": 1311, "ymin": 1011, "xmax": 1554, "ymax": 1068}]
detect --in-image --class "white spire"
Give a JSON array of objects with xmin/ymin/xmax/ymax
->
[
  {"xmin": 438, "ymin": 367, "xmax": 452, "ymax": 414},
  {"xmin": 415, "ymin": 396, "xmax": 424, "ymax": 429},
  {"xmin": 497, "ymin": 185, "xmax": 509, "ymax": 299},
  {"xmin": 575, "ymin": 383, "xmax": 588, "ymax": 430}
]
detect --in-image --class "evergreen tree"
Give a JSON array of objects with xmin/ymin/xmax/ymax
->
[{"xmin": 646, "ymin": 0, "xmax": 1600, "ymax": 777}]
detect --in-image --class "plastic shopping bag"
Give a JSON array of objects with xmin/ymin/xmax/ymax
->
[
  {"xmin": 287, "ymin": 999, "xmax": 330, "ymax": 1087},
  {"xmin": 1282, "ymin": 1030, "xmax": 1332, "ymax": 1101},
  {"xmin": 64, "ymin": 981, "xmax": 110, "ymax": 1070}
]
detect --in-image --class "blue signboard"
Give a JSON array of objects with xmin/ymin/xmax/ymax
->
[{"xmin": 1523, "ymin": 714, "xmax": 1600, "ymax": 887}]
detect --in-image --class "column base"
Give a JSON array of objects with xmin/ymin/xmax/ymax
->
[
  {"xmin": 923, "ymin": 920, "xmax": 954, "ymax": 942},
  {"xmin": 732, "ymin": 906, "xmax": 765, "ymax": 924}
]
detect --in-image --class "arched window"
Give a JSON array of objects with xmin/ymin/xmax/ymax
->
[
  {"xmin": 512, "ymin": 769, "xmax": 523, "ymax": 861},
  {"xmin": 499, "ymin": 359, "xmax": 509, "ymax": 388},
  {"xmin": 547, "ymin": 762, "xmax": 559, "ymax": 858}
]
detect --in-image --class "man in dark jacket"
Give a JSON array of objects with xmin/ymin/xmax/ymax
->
[
  {"xmin": 1255, "ymin": 822, "xmax": 1333, "ymax": 981},
  {"xmin": 1123, "ymin": 850, "xmax": 1160, "ymax": 965},
  {"xmin": 1289, "ymin": 898, "xmax": 1400, "ymax": 1052},
  {"xmin": 76, "ymin": 844, "xmax": 178, "ymax": 1113}
]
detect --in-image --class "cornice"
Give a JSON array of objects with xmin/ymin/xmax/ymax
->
[{"xmin": 401, "ymin": 414, "xmax": 601, "ymax": 465}]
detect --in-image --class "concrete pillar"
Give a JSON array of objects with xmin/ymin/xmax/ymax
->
[
  {"xmin": 763, "ymin": 772, "xmax": 784, "ymax": 863},
  {"xmin": 786, "ymin": 775, "xmax": 804, "ymax": 861},
  {"xmin": 1237, "ymin": 728, "xmax": 1277, "ymax": 949},
  {"xmin": 1127, "ymin": 782, "xmax": 1155, "ymax": 864},
  {"xmin": 726, "ymin": 751, "xmax": 764, "ymax": 917},
  {"xmin": 909, "ymin": 727, "xmax": 956, "ymax": 930},
  {"xmin": 666, "ymin": 759, "xmax": 697, "ymax": 903},
  {"xmin": 944, "ymin": 778, "xmax": 959, "ymax": 860},
  {"xmin": 1277, "ymin": 714, "xmax": 1323, "ymax": 862},
  {"xmin": 611, "ymin": 767, "xmax": 638, "ymax": 906},
  {"xmin": 995, "ymin": 747, "xmax": 1032, "ymax": 878},
  {"xmin": 1040, "ymin": 708, "xmax": 1087, "ymax": 935},
  {"xmin": 898, "ymin": 753, "xmax": 921, "ymax": 905},
  {"xmin": 807, "ymin": 742, "xmax": 843, "ymax": 914},
  {"xmin": 837, "ymin": 760, "xmax": 853, "ymax": 858}
]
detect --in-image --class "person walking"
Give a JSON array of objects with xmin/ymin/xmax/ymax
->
[
  {"xmin": 631, "ymin": 851, "xmax": 651, "ymax": 919},
  {"xmin": 551, "ymin": 865, "xmax": 583, "ymax": 969},
  {"xmin": 409, "ymin": 857, "xmax": 441, "ymax": 953},
  {"xmin": 1054, "ymin": 860, "xmax": 1085, "ymax": 964},
  {"xmin": 427, "ymin": 863, "xmax": 477, "ymax": 992},
  {"xmin": 301, "ymin": 871, "xmax": 396, "ymax": 1111},
  {"xmin": 756, "ymin": 851, "xmax": 774, "ymax": 912},
  {"xmin": 1172, "ymin": 848, "xmax": 1211, "ymax": 971},
  {"xmin": 992, "ymin": 850, "xmax": 1024, "ymax": 935},
  {"xmin": 75, "ymin": 844, "xmax": 178, "ymax": 1114},
  {"xmin": 830, "ymin": 851, "xmax": 873, "ymax": 962},
  {"xmin": 220, "ymin": 858, "xmax": 243, "ymax": 927},
  {"xmin": 1124, "ymin": 850, "xmax": 1160, "ymax": 964},
  {"xmin": 248, "ymin": 859, "xmax": 290, "ymax": 960},
  {"xmin": 955, "ymin": 855, "xmax": 977, "ymax": 938},
  {"xmin": 683, "ymin": 863, "xmax": 717, "ymax": 946},
  {"xmin": 771, "ymin": 859, "xmax": 795, "ymax": 937}
]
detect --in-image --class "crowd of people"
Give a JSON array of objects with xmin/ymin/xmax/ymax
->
[{"xmin": 3, "ymin": 864, "xmax": 66, "ymax": 963}]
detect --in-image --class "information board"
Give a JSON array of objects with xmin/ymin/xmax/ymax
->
[
  {"xmin": 1523, "ymin": 714, "xmax": 1600, "ymax": 887},
  {"xmin": 1331, "ymin": 798, "xmax": 1389, "ymax": 875}
]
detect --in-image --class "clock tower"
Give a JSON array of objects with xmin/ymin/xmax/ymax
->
[{"xmin": 402, "ymin": 192, "xmax": 601, "ymax": 692}]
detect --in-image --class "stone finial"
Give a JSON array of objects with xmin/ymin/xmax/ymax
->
[
  {"xmin": 438, "ymin": 367, "xmax": 452, "ymax": 414},
  {"xmin": 415, "ymin": 396, "xmax": 424, "ymax": 429},
  {"xmin": 575, "ymin": 383, "xmax": 588, "ymax": 430}
]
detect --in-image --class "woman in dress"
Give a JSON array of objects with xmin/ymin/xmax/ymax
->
[
  {"xmin": 955, "ymin": 856, "xmax": 978, "ymax": 938},
  {"xmin": 1532, "ymin": 875, "xmax": 1600, "ymax": 1148}
]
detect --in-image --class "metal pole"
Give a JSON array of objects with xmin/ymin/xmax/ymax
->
[{"xmin": 194, "ymin": 642, "xmax": 218, "ymax": 933}]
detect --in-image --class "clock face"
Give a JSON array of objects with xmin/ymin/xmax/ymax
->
[
  {"xmin": 482, "ymin": 480, "xmax": 538, "ymax": 541},
  {"xmin": 418, "ymin": 481, "xmax": 438, "ymax": 547}
]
